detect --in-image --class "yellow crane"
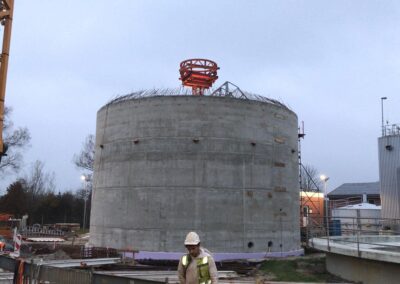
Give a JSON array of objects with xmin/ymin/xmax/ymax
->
[{"xmin": 0, "ymin": 0, "xmax": 14, "ymax": 159}]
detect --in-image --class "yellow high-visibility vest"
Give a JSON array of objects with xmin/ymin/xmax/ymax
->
[{"xmin": 181, "ymin": 255, "xmax": 211, "ymax": 284}]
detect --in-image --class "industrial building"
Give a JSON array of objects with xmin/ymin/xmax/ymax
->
[
  {"xmin": 89, "ymin": 59, "xmax": 302, "ymax": 258},
  {"xmin": 300, "ymin": 191, "xmax": 324, "ymax": 227},
  {"xmin": 378, "ymin": 124, "xmax": 400, "ymax": 224},
  {"xmin": 331, "ymin": 194, "xmax": 381, "ymax": 235},
  {"xmin": 328, "ymin": 182, "xmax": 381, "ymax": 206},
  {"xmin": 306, "ymin": 121, "xmax": 400, "ymax": 284}
]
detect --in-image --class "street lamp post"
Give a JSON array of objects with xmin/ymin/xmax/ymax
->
[
  {"xmin": 320, "ymin": 175, "xmax": 330, "ymax": 236},
  {"xmin": 381, "ymin": 97, "xmax": 387, "ymax": 136},
  {"xmin": 80, "ymin": 174, "xmax": 92, "ymax": 230}
]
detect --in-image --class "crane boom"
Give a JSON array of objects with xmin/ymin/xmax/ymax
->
[{"xmin": 0, "ymin": 0, "xmax": 14, "ymax": 158}]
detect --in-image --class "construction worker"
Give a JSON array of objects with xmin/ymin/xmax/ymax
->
[{"xmin": 178, "ymin": 232, "xmax": 218, "ymax": 284}]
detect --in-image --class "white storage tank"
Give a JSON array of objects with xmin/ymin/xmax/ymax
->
[{"xmin": 332, "ymin": 200, "xmax": 381, "ymax": 235}]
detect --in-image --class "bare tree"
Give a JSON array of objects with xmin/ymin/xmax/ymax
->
[
  {"xmin": 73, "ymin": 134, "xmax": 94, "ymax": 172},
  {"xmin": 300, "ymin": 164, "xmax": 322, "ymax": 192},
  {"xmin": 24, "ymin": 160, "xmax": 56, "ymax": 197},
  {"xmin": 0, "ymin": 107, "xmax": 31, "ymax": 173}
]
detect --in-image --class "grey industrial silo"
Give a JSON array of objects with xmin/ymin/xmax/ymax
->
[
  {"xmin": 89, "ymin": 85, "xmax": 302, "ymax": 258},
  {"xmin": 378, "ymin": 124, "xmax": 400, "ymax": 225}
]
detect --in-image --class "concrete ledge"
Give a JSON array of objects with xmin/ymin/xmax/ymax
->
[
  {"xmin": 326, "ymin": 253, "xmax": 400, "ymax": 284},
  {"xmin": 310, "ymin": 235, "xmax": 400, "ymax": 264},
  {"xmin": 310, "ymin": 235, "xmax": 400, "ymax": 284}
]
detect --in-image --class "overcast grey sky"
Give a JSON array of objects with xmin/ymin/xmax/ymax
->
[{"xmin": 1, "ymin": 0, "xmax": 400, "ymax": 193}]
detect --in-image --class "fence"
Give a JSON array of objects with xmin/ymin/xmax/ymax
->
[
  {"xmin": 328, "ymin": 196, "xmax": 364, "ymax": 209},
  {"xmin": 20, "ymin": 226, "xmax": 65, "ymax": 238},
  {"xmin": 303, "ymin": 215, "xmax": 400, "ymax": 256},
  {"xmin": 383, "ymin": 123, "xmax": 400, "ymax": 136}
]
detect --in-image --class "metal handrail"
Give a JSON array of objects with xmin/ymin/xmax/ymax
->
[
  {"xmin": 382, "ymin": 123, "xmax": 400, "ymax": 136},
  {"xmin": 303, "ymin": 215, "xmax": 400, "ymax": 257}
]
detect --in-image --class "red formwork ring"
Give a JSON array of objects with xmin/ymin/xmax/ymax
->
[{"xmin": 179, "ymin": 59, "xmax": 219, "ymax": 95}]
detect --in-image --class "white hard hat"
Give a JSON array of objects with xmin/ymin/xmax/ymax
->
[{"xmin": 184, "ymin": 232, "xmax": 200, "ymax": 245}]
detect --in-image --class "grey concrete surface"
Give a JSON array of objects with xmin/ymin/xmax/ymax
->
[
  {"xmin": 90, "ymin": 95, "xmax": 300, "ymax": 253},
  {"xmin": 311, "ymin": 235, "xmax": 400, "ymax": 284},
  {"xmin": 326, "ymin": 253, "xmax": 400, "ymax": 284}
]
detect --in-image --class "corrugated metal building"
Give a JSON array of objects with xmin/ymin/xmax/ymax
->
[
  {"xmin": 328, "ymin": 182, "xmax": 380, "ymax": 207},
  {"xmin": 378, "ymin": 124, "xmax": 400, "ymax": 223}
]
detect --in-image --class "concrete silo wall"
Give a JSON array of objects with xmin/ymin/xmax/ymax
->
[{"xmin": 90, "ymin": 95, "xmax": 300, "ymax": 253}]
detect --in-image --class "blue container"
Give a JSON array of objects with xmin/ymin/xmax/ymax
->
[{"xmin": 329, "ymin": 219, "xmax": 342, "ymax": 236}]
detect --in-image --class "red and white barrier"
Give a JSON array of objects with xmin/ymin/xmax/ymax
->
[{"xmin": 11, "ymin": 229, "xmax": 22, "ymax": 258}]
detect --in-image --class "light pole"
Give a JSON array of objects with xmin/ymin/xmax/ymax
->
[
  {"xmin": 80, "ymin": 174, "xmax": 92, "ymax": 230},
  {"xmin": 381, "ymin": 97, "xmax": 387, "ymax": 136},
  {"xmin": 320, "ymin": 175, "xmax": 330, "ymax": 236}
]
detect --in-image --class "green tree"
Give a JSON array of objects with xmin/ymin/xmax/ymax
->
[
  {"xmin": 0, "ymin": 180, "xmax": 28, "ymax": 218},
  {"xmin": 34, "ymin": 192, "xmax": 60, "ymax": 224}
]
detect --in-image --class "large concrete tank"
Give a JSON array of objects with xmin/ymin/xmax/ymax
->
[
  {"xmin": 378, "ymin": 125, "xmax": 400, "ymax": 224},
  {"xmin": 89, "ymin": 90, "xmax": 301, "ymax": 257}
]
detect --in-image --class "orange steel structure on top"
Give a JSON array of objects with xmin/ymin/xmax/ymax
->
[{"xmin": 179, "ymin": 59, "xmax": 219, "ymax": 95}]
